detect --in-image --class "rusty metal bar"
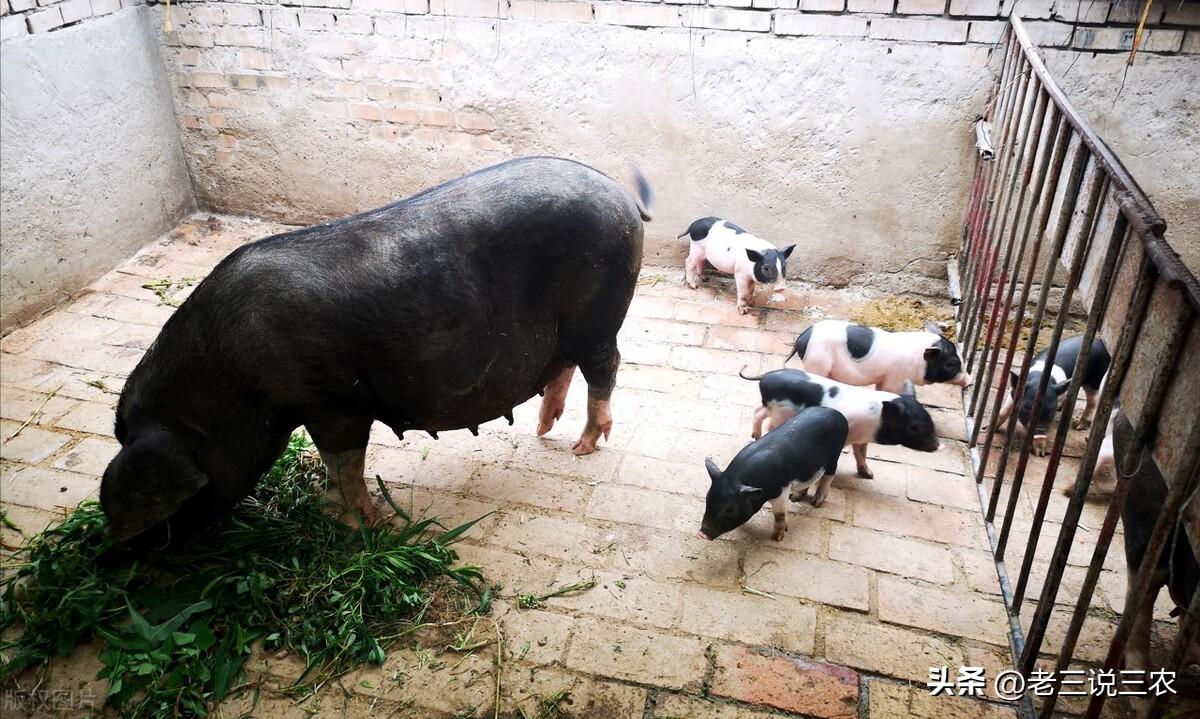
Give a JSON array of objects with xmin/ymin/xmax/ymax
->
[
  {"xmin": 965, "ymin": 65, "xmax": 1038, "ymax": 389},
  {"xmin": 1008, "ymin": 171, "xmax": 1099, "ymax": 604},
  {"xmin": 968, "ymin": 96, "xmax": 1056, "ymax": 456},
  {"xmin": 1082, "ymin": 302, "xmax": 1196, "ymax": 717},
  {"xmin": 1033, "ymin": 253, "xmax": 1155, "ymax": 717},
  {"xmin": 1019, "ymin": 188, "xmax": 1126, "ymax": 675},
  {"xmin": 959, "ymin": 37, "xmax": 1018, "ymax": 321},
  {"xmin": 1008, "ymin": 17, "xmax": 1199, "ymax": 311},
  {"xmin": 972, "ymin": 114, "xmax": 1068, "ymax": 520},
  {"xmin": 962, "ymin": 53, "xmax": 1032, "ymax": 375},
  {"xmin": 1143, "ymin": 461, "xmax": 1200, "ymax": 719},
  {"xmin": 967, "ymin": 86, "xmax": 1050, "ymax": 431},
  {"xmin": 960, "ymin": 33, "xmax": 1017, "ymax": 298}
]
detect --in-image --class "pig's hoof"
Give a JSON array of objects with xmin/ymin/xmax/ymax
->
[
  {"xmin": 789, "ymin": 489, "xmax": 808, "ymax": 503},
  {"xmin": 1060, "ymin": 483, "xmax": 1076, "ymax": 497},
  {"xmin": 856, "ymin": 467, "xmax": 874, "ymax": 479},
  {"xmin": 811, "ymin": 494, "xmax": 828, "ymax": 508},
  {"xmin": 772, "ymin": 524, "xmax": 788, "ymax": 541},
  {"xmin": 537, "ymin": 406, "xmax": 564, "ymax": 437},
  {"xmin": 686, "ymin": 278, "xmax": 698, "ymax": 290},
  {"xmin": 1073, "ymin": 418, "xmax": 1092, "ymax": 431},
  {"xmin": 737, "ymin": 304, "xmax": 750, "ymax": 315},
  {"xmin": 572, "ymin": 424, "xmax": 610, "ymax": 455}
]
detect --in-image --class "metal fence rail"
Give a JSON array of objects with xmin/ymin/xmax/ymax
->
[{"xmin": 956, "ymin": 16, "xmax": 1200, "ymax": 719}]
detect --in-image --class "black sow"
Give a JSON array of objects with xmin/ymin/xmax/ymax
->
[{"xmin": 102, "ymin": 157, "xmax": 650, "ymax": 542}]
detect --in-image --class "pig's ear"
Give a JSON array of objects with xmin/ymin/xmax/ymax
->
[
  {"xmin": 1010, "ymin": 370, "xmax": 1021, "ymax": 391},
  {"xmin": 923, "ymin": 346, "xmax": 943, "ymax": 361},
  {"xmin": 738, "ymin": 485, "xmax": 764, "ymax": 498},
  {"xmin": 900, "ymin": 380, "xmax": 916, "ymax": 399},
  {"xmin": 781, "ymin": 244, "xmax": 796, "ymax": 258},
  {"xmin": 923, "ymin": 320, "xmax": 942, "ymax": 335},
  {"xmin": 704, "ymin": 457, "xmax": 722, "ymax": 483},
  {"xmin": 745, "ymin": 249, "xmax": 764, "ymax": 264}
]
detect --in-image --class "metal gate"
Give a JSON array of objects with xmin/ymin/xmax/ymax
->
[{"xmin": 954, "ymin": 16, "xmax": 1200, "ymax": 719}]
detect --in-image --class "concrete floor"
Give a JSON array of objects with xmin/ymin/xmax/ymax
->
[{"xmin": 0, "ymin": 214, "xmax": 1189, "ymax": 718}]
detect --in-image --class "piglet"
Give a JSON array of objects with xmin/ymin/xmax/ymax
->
[
  {"xmin": 679, "ymin": 217, "xmax": 794, "ymax": 315},
  {"xmin": 994, "ymin": 335, "xmax": 1110, "ymax": 457},
  {"xmin": 699, "ymin": 406, "xmax": 847, "ymax": 542},
  {"xmin": 787, "ymin": 319, "xmax": 971, "ymax": 394},
  {"xmin": 742, "ymin": 368, "xmax": 939, "ymax": 479}
]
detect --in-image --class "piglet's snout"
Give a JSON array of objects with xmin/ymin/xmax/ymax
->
[{"xmin": 956, "ymin": 372, "xmax": 974, "ymax": 388}]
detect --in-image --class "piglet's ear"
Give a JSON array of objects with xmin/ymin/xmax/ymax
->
[
  {"xmin": 923, "ymin": 346, "xmax": 943, "ymax": 361},
  {"xmin": 738, "ymin": 485, "xmax": 763, "ymax": 498},
  {"xmin": 923, "ymin": 320, "xmax": 942, "ymax": 335},
  {"xmin": 704, "ymin": 458, "xmax": 722, "ymax": 483},
  {"xmin": 781, "ymin": 245, "xmax": 796, "ymax": 258},
  {"xmin": 745, "ymin": 249, "xmax": 764, "ymax": 264},
  {"xmin": 901, "ymin": 380, "xmax": 916, "ymax": 399}
]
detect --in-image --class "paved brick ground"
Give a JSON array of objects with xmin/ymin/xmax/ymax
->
[{"xmin": 3, "ymin": 214, "xmax": 1183, "ymax": 718}]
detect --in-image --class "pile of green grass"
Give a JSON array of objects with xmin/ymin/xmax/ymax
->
[{"xmin": 0, "ymin": 434, "xmax": 488, "ymax": 717}]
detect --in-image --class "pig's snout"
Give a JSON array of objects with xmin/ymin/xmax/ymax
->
[
  {"xmin": 697, "ymin": 530, "xmax": 714, "ymax": 541},
  {"xmin": 955, "ymin": 372, "xmax": 974, "ymax": 388}
]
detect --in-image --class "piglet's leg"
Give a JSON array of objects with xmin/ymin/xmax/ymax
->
[
  {"xmin": 684, "ymin": 244, "xmax": 705, "ymax": 289},
  {"xmin": 1073, "ymin": 387, "xmax": 1098, "ymax": 430},
  {"xmin": 319, "ymin": 447, "xmax": 381, "ymax": 528},
  {"xmin": 769, "ymin": 494, "xmax": 788, "ymax": 541},
  {"xmin": 852, "ymin": 443, "xmax": 873, "ymax": 479},
  {"xmin": 812, "ymin": 473, "xmax": 836, "ymax": 508},
  {"xmin": 538, "ymin": 364, "xmax": 576, "ymax": 437},
  {"xmin": 751, "ymin": 406, "xmax": 769, "ymax": 439},
  {"xmin": 735, "ymin": 275, "xmax": 756, "ymax": 315}
]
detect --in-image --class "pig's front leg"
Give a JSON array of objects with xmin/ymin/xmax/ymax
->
[
  {"xmin": 990, "ymin": 395, "xmax": 1014, "ymax": 433},
  {"xmin": 1073, "ymin": 388, "xmax": 1098, "ymax": 430},
  {"xmin": 538, "ymin": 364, "xmax": 576, "ymax": 437},
  {"xmin": 852, "ymin": 443, "xmax": 873, "ymax": 479},
  {"xmin": 319, "ymin": 446, "xmax": 382, "ymax": 528},
  {"xmin": 735, "ymin": 274, "xmax": 756, "ymax": 315},
  {"xmin": 684, "ymin": 244, "xmax": 705, "ymax": 290},
  {"xmin": 769, "ymin": 494, "xmax": 788, "ymax": 541}
]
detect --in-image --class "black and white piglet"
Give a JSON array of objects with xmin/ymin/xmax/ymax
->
[
  {"xmin": 679, "ymin": 217, "xmax": 794, "ymax": 315},
  {"xmin": 741, "ymin": 368, "xmax": 940, "ymax": 480},
  {"xmin": 699, "ymin": 407, "xmax": 847, "ymax": 542},
  {"xmin": 787, "ymin": 320, "xmax": 971, "ymax": 394},
  {"xmin": 995, "ymin": 335, "xmax": 1110, "ymax": 456}
]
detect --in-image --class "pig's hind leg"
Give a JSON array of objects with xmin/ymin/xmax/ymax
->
[
  {"xmin": 571, "ymin": 343, "xmax": 619, "ymax": 455},
  {"xmin": 852, "ymin": 443, "xmax": 873, "ymax": 479},
  {"xmin": 1073, "ymin": 387, "xmax": 1099, "ymax": 430},
  {"xmin": 537, "ymin": 362, "xmax": 576, "ymax": 437},
  {"xmin": 307, "ymin": 416, "xmax": 382, "ymax": 528},
  {"xmin": 811, "ymin": 451, "xmax": 842, "ymax": 508}
]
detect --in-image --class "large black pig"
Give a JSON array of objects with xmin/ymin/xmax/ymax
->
[{"xmin": 101, "ymin": 157, "xmax": 650, "ymax": 541}]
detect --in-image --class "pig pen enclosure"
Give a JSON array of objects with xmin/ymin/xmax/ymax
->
[{"xmin": 3, "ymin": 3, "xmax": 1200, "ymax": 719}]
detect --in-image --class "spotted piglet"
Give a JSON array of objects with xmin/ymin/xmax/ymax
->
[
  {"xmin": 679, "ymin": 217, "xmax": 794, "ymax": 315},
  {"xmin": 741, "ymin": 368, "xmax": 940, "ymax": 480},
  {"xmin": 699, "ymin": 407, "xmax": 848, "ymax": 542},
  {"xmin": 787, "ymin": 319, "xmax": 972, "ymax": 394}
]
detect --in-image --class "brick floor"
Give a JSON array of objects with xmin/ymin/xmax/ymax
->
[{"xmin": 13, "ymin": 213, "xmax": 1146, "ymax": 718}]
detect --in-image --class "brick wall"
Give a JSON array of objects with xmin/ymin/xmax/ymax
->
[
  {"xmin": 3, "ymin": 0, "xmax": 1197, "ymax": 296},
  {"xmin": 1, "ymin": 0, "xmax": 146, "ymax": 40}
]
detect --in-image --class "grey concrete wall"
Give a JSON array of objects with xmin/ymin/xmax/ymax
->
[
  {"xmin": 152, "ymin": 0, "xmax": 1200, "ymax": 298},
  {"xmin": 1, "ymin": 6, "xmax": 195, "ymax": 331},
  {"xmin": 1043, "ymin": 48, "xmax": 1200, "ymax": 274}
]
